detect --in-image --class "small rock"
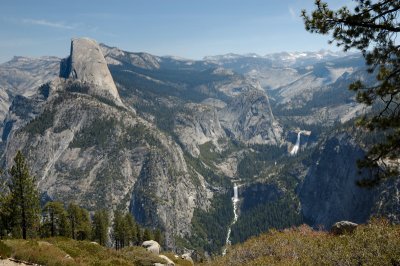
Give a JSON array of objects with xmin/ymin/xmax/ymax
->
[
  {"xmin": 142, "ymin": 240, "xmax": 161, "ymax": 255},
  {"xmin": 181, "ymin": 253, "xmax": 194, "ymax": 265},
  {"xmin": 331, "ymin": 221, "xmax": 358, "ymax": 235}
]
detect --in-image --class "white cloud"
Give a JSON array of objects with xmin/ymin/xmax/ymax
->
[
  {"xmin": 289, "ymin": 7, "xmax": 297, "ymax": 20},
  {"xmin": 22, "ymin": 19, "xmax": 74, "ymax": 30}
]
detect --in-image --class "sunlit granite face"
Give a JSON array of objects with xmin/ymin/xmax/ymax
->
[{"xmin": 68, "ymin": 37, "xmax": 122, "ymax": 105}]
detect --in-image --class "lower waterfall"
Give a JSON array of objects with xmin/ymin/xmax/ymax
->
[{"xmin": 222, "ymin": 184, "xmax": 240, "ymax": 256}]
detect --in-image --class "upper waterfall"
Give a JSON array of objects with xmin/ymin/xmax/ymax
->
[{"xmin": 290, "ymin": 131, "xmax": 302, "ymax": 155}]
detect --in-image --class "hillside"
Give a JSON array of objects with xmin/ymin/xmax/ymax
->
[
  {"xmin": 2, "ymin": 219, "xmax": 397, "ymax": 265},
  {"xmin": 203, "ymin": 219, "xmax": 400, "ymax": 266},
  {"xmin": 0, "ymin": 237, "xmax": 191, "ymax": 266}
]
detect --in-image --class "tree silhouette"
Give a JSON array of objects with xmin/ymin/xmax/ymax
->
[{"xmin": 302, "ymin": 0, "xmax": 400, "ymax": 185}]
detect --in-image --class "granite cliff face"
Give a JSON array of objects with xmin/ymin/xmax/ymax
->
[
  {"xmin": 174, "ymin": 102, "xmax": 226, "ymax": 157},
  {"xmin": 219, "ymin": 89, "xmax": 282, "ymax": 145},
  {"xmin": 0, "ymin": 56, "xmax": 60, "ymax": 126},
  {"xmin": 60, "ymin": 38, "xmax": 123, "ymax": 106},
  {"xmin": 299, "ymin": 132, "xmax": 376, "ymax": 228},
  {"xmin": 2, "ymin": 38, "xmax": 212, "ymax": 248}
]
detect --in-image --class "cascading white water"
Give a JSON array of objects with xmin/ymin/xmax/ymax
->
[
  {"xmin": 290, "ymin": 131, "xmax": 302, "ymax": 155},
  {"xmin": 233, "ymin": 185, "xmax": 238, "ymax": 200},
  {"xmin": 222, "ymin": 184, "xmax": 240, "ymax": 256}
]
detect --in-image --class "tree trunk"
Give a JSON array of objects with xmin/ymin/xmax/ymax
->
[
  {"xmin": 51, "ymin": 212, "xmax": 55, "ymax": 237},
  {"xmin": 20, "ymin": 178, "xmax": 27, "ymax": 240}
]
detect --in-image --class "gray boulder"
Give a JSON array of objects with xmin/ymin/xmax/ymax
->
[
  {"xmin": 181, "ymin": 253, "xmax": 194, "ymax": 265},
  {"xmin": 331, "ymin": 221, "xmax": 358, "ymax": 235},
  {"xmin": 142, "ymin": 240, "xmax": 161, "ymax": 255}
]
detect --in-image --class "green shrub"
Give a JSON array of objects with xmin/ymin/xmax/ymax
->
[
  {"xmin": 4, "ymin": 239, "xmax": 75, "ymax": 265},
  {"xmin": 2, "ymin": 238, "xmax": 167, "ymax": 266},
  {"xmin": 0, "ymin": 240, "xmax": 12, "ymax": 259}
]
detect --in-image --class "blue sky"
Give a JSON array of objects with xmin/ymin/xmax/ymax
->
[{"xmin": 0, "ymin": 0, "xmax": 353, "ymax": 63}]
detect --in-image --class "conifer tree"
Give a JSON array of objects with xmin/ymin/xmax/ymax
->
[
  {"xmin": 154, "ymin": 228, "xmax": 162, "ymax": 245},
  {"xmin": 8, "ymin": 151, "xmax": 40, "ymax": 239},
  {"xmin": 112, "ymin": 211, "xmax": 143, "ymax": 249},
  {"xmin": 302, "ymin": 0, "xmax": 400, "ymax": 185},
  {"xmin": 112, "ymin": 210, "xmax": 124, "ymax": 250},
  {"xmin": 92, "ymin": 209, "xmax": 109, "ymax": 246},
  {"xmin": 136, "ymin": 222, "xmax": 142, "ymax": 245},
  {"xmin": 0, "ymin": 179, "xmax": 12, "ymax": 238},
  {"xmin": 143, "ymin": 228, "xmax": 153, "ymax": 241},
  {"xmin": 67, "ymin": 203, "xmax": 91, "ymax": 240},
  {"xmin": 42, "ymin": 201, "xmax": 69, "ymax": 237},
  {"xmin": 124, "ymin": 213, "xmax": 137, "ymax": 246}
]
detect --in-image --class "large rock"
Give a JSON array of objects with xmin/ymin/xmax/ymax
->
[
  {"xmin": 330, "ymin": 221, "xmax": 358, "ymax": 235},
  {"xmin": 142, "ymin": 240, "xmax": 161, "ymax": 255},
  {"xmin": 157, "ymin": 255, "xmax": 175, "ymax": 266},
  {"xmin": 60, "ymin": 37, "xmax": 123, "ymax": 106}
]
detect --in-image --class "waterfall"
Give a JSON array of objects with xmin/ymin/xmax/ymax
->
[
  {"xmin": 290, "ymin": 131, "xmax": 302, "ymax": 155},
  {"xmin": 222, "ymin": 184, "xmax": 240, "ymax": 256},
  {"xmin": 233, "ymin": 185, "xmax": 238, "ymax": 201}
]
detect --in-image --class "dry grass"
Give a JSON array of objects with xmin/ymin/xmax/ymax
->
[
  {"xmin": 203, "ymin": 219, "xmax": 400, "ymax": 266},
  {"xmin": 1, "ymin": 237, "xmax": 167, "ymax": 266}
]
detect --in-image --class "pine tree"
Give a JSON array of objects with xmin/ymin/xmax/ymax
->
[
  {"xmin": 302, "ymin": 0, "xmax": 400, "ymax": 185},
  {"xmin": 92, "ymin": 209, "xmax": 109, "ymax": 246},
  {"xmin": 112, "ymin": 211, "xmax": 143, "ymax": 249},
  {"xmin": 77, "ymin": 207, "xmax": 91, "ymax": 241},
  {"xmin": 153, "ymin": 229, "xmax": 162, "ymax": 245},
  {"xmin": 112, "ymin": 210, "xmax": 124, "ymax": 250},
  {"xmin": 67, "ymin": 203, "xmax": 91, "ymax": 240},
  {"xmin": 124, "ymin": 213, "xmax": 137, "ymax": 246},
  {"xmin": 67, "ymin": 203, "xmax": 78, "ymax": 240},
  {"xmin": 42, "ymin": 201, "xmax": 69, "ymax": 237},
  {"xmin": 136, "ymin": 222, "xmax": 142, "ymax": 245},
  {"xmin": 143, "ymin": 228, "xmax": 153, "ymax": 241},
  {"xmin": 0, "ymin": 179, "xmax": 12, "ymax": 239},
  {"xmin": 8, "ymin": 151, "xmax": 40, "ymax": 239}
]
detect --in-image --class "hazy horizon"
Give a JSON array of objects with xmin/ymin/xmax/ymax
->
[{"xmin": 1, "ymin": 0, "xmax": 354, "ymax": 63}]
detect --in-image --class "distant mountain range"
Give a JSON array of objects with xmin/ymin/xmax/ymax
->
[{"xmin": 204, "ymin": 50, "xmax": 349, "ymax": 68}]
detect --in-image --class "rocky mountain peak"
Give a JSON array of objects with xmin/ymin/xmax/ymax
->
[{"xmin": 60, "ymin": 37, "xmax": 123, "ymax": 105}]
